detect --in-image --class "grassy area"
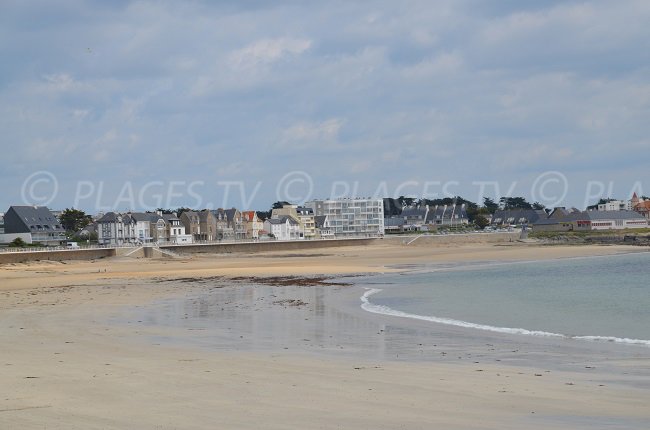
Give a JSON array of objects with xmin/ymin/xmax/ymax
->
[{"xmin": 530, "ymin": 228, "xmax": 650, "ymax": 239}]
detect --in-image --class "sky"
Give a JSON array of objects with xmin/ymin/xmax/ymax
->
[{"xmin": 1, "ymin": 0, "xmax": 649, "ymax": 213}]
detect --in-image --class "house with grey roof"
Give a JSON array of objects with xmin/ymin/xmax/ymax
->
[
  {"xmin": 224, "ymin": 208, "xmax": 246, "ymax": 240},
  {"xmin": 162, "ymin": 213, "xmax": 192, "ymax": 244},
  {"xmin": 263, "ymin": 216, "xmax": 301, "ymax": 241},
  {"xmin": 3, "ymin": 206, "xmax": 66, "ymax": 245},
  {"xmin": 96, "ymin": 212, "xmax": 137, "ymax": 245},
  {"xmin": 533, "ymin": 210, "xmax": 648, "ymax": 232},
  {"xmin": 211, "ymin": 209, "xmax": 235, "ymax": 240},
  {"xmin": 383, "ymin": 216, "xmax": 406, "ymax": 233},
  {"xmin": 491, "ymin": 209, "xmax": 547, "ymax": 226},
  {"xmin": 314, "ymin": 215, "xmax": 334, "ymax": 239},
  {"xmin": 401, "ymin": 207, "xmax": 428, "ymax": 229},
  {"xmin": 97, "ymin": 211, "xmax": 193, "ymax": 245},
  {"xmin": 180, "ymin": 210, "xmax": 206, "ymax": 241},
  {"xmin": 425, "ymin": 205, "xmax": 469, "ymax": 227}
]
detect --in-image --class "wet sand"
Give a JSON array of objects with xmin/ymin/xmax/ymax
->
[{"xmin": 1, "ymin": 242, "xmax": 649, "ymax": 429}]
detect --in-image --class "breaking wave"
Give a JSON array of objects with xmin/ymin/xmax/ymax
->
[{"xmin": 360, "ymin": 288, "xmax": 650, "ymax": 347}]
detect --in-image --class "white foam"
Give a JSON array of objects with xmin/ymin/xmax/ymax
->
[
  {"xmin": 360, "ymin": 288, "xmax": 650, "ymax": 347},
  {"xmin": 573, "ymin": 335, "xmax": 650, "ymax": 347}
]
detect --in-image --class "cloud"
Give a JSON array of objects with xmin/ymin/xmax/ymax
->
[
  {"xmin": 0, "ymin": 0, "xmax": 649, "ymax": 211},
  {"xmin": 279, "ymin": 119, "xmax": 344, "ymax": 150},
  {"xmin": 229, "ymin": 37, "xmax": 312, "ymax": 69}
]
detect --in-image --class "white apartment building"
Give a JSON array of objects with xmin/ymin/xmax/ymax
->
[
  {"xmin": 305, "ymin": 198, "xmax": 384, "ymax": 237},
  {"xmin": 598, "ymin": 200, "xmax": 632, "ymax": 211}
]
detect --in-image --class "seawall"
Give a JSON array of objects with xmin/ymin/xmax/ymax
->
[
  {"xmin": 160, "ymin": 238, "xmax": 377, "ymax": 254},
  {"xmin": 0, "ymin": 248, "xmax": 116, "ymax": 265},
  {"xmin": 382, "ymin": 232, "xmax": 521, "ymax": 246}
]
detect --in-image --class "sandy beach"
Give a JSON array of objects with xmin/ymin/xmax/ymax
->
[{"xmin": 1, "ymin": 241, "xmax": 649, "ymax": 429}]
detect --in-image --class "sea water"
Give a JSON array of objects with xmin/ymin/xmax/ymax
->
[{"xmin": 360, "ymin": 252, "xmax": 650, "ymax": 346}]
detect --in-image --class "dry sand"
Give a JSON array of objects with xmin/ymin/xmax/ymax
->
[{"xmin": 1, "ymin": 242, "xmax": 649, "ymax": 429}]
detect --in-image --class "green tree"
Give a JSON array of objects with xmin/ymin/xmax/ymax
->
[
  {"xmin": 8, "ymin": 237, "xmax": 27, "ymax": 247},
  {"xmin": 482, "ymin": 197, "xmax": 499, "ymax": 214},
  {"xmin": 397, "ymin": 196, "xmax": 415, "ymax": 207},
  {"xmin": 532, "ymin": 202, "xmax": 546, "ymax": 210},
  {"xmin": 59, "ymin": 208, "xmax": 91, "ymax": 232},
  {"xmin": 474, "ymin": 215, "xmax": 490, "ymax": 230},
  {"xmin": 272, "ymin": 201, "xmax": 291, "ymax": 209},
  {"xmin": 256, "ymin": 211, "xmax": 270, "ymax": 221},
  {"xmin": 174, "ymin": 207, "xmax": 192, "ymax": 217},
  {"xmin": 499, "ymin": 197, "xmax": 532, "ymax": 210}
]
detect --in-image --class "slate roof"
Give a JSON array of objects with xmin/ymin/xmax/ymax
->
[
  {"xmin": 96, "ymin": 212, "xmax": 126, "ymax": 223},
  {"xmin": 296, "ymin": 206, "xmax": 314, "ymax": 215},
  {"xmin": 492, "ymin": 209, "xmax": 546, "ymax": 225},
  {"xmin": 129, "ymin": 212, "xmax": 158, "ymax": 222},
  {"xmin": 384, "ymin": 217, "xmax": 405, "ymax": 227},
  {"xmin": 533, "ymin": 210, "xmax": 646, "ymax": 225},
  {"xmin": 4, "ymin": 206, "xmax": 64, "ymax": 233},
  {"xmin": 266, "ymin": 216, "xmax": 298, "ymax": 225},
  {"xmin": 401, "ymin": 207, "xmax": 427, "ymax": 219},
  {"xmin": 426, "ymin": 205, "xmax": 468, "ymax": 223},
  {"xmin": 314, "ymin": 215, "xmax": 328, "ymax": 228},
  {"xmin": 198, "ymin": 210, "xmax": 214, "ymax": 223},
  {"xmin": 181, "ymin": 210, "xmax": 200, "ymax": 223},
  {"xmin": 224, "ymin": 208, "xmax": 238, "ymax": 222}
]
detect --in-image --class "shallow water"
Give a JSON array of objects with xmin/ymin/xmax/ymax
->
[{"xmin": 360, "ymin": 252, "xmax": 650, "ymax": 346}]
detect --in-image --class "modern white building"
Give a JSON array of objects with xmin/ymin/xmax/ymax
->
[
  {"xmin": 305, "ymin": 198, "xmax": 384, "ymax": 237},
  {"xmin": 597, "ymin": 200, "xmax": 632, "ymax": 211}
]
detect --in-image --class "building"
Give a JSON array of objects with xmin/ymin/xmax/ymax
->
[
  {"xmin": 3, "ymin": 206, "xmax": 66, "ymax": 246},
  {"xmin": 179, "ymin": 211, "xmax": 204, "ymax": 241},
  {"xmin": 314, "ymin": 215, "xmax": 334, "ymax": 238},
  {"xmin": 631, "ymin": 193, "xmax": 650, "ymax": 219},
  {"xmin": 425, "ymin": 205, "xmax": 469, "ymax": 227},
  {"xmin": 533, "ymin": 210, "xmax": 647, "ymax": 232},
  {"xmin": 597, "ymin": 200, "xmax": 631, "ymax": 211},
  {"xmin": 198, "ymin": 210, "xmax": 218, "ymax": 241},
  {"xmin": 271, "ymin": 204, "xmax": 306, "ymax": 238},
  {"xmin": 383, "ymin": 216, "xmax": 406, "ymax": 233},
  {"xmin": 306, "ymin": 198, "xmax": 384, "ymax": 237},
  {"xmin": 401, "ymin": 207, "xmax": 428, "ymax": 230},
  {"xmin": 129, "ymin": 212, "xmax": 156, "ymax": 243},
  {"xmin": 224, "ymin": 208, "xmax": 246, "ymax": 240},
  {"xmin": 491, "ymin": 209, "xmax": 547, "ymax": 226},
  {"xmin": 163, "ymin": 213, "xmax": 192, "ymax": 244},
  {"xmin": 263, "ymin": 216, "xmax": 301, "ymax": 241},
  {"xmin": 97, "ymin": 211, "xmax": 192, "ymax": 245},
  {"xmin": 212, "ymin": 209, "xmax": 234, "ymax": 240},
  {"xmin": 96, "ymin": 212, "xmax": 136, "ymax": 245},
  {"xmin": 241, "ymin": 211, "xmax": 263, "ymax": 239},
  {"xmin": 634, "ymin": 201, "xmax": 650, "ymax": 219},
  {"xmin": 0, "ymin": 212, "xmax": 4, "ymax": 234},
  {"xmin": 296, "ymin": 206, "xmax": 316, "ymax": 239}
]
